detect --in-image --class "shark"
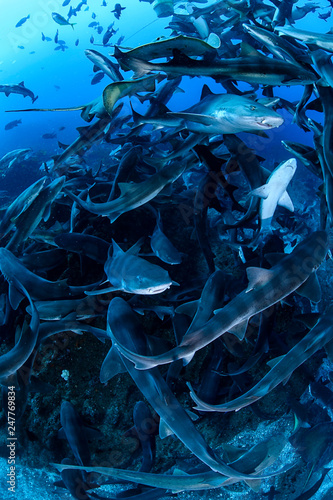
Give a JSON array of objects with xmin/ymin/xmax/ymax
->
[
  {"xmin": 98, "ymin": 297, "xmax": 290, "ymax": 481},
  {"xmin": 114, "ymin": 44, "xmax": 318, "ymax": 86},
  {"xmin": 86, "ymin": 239, "xmax": 175, "ymax": 296},
  {"xmin": 0, "ymin": 247, "xmax": 102, "ymax": 309},
  {"xmin": 113, "ymin": 231, "xmax": 328, "ymax": 369},
  {"xmin": 112, "ymin": 35, "xmax": 217, "ymax": 63},
  {"xmin": 85, "ymin": 48, "xmax": 123, "ymax": 81},
  {"xmin": 150, "ymin": 210, "xmax": 183, "ymax": 265},
  {"xmin": 0, "ymin": 176, "xmax": 46, "ymax": 239},
  {"xmin": 249, "ymin": 157, "xmax": 297, "ymax": 230},
  {"xmin": 276, "ymin": 26, "xmax": 333, "ymax": 53},
  {"xmin": 64, "ymin": 160, "xmax": 187, "ymax": 222},
  {"xmin": 242, "ymin": 23, "xmax": 311, "ymax": 65},
  {"xmin": 133, "ymin": 91, "xmax": 284, "ymax": 135},
  {"xmin": 6, "ymin": 176, "xmax": 66, "ymax": 251},
  {"xmin": 0, "ymin": 81, "xmax": 38, "ymax": 103},
  {"xmin": 188, "ymin": 306, "xmax": 333, "ymax": 413},
  {"xmin": 0, "ymin": 277, "xmax": 39, "ymax": 385},
  {"xmin": 0, "ymin": 148, "xmax": 32, "ymax": 175}
]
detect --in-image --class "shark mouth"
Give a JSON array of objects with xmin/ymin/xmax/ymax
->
[{"xmin": 255, "ymin": 118, "xmax": 281, "ymax": 128}]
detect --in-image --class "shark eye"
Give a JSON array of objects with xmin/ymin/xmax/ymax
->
[{"xmin": 250, "ymin": 105, "xmax": 256, "ymax": 110}]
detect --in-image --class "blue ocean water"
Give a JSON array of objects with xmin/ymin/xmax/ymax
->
[{"xmin": 1, "ymin": 1, "xmax": 333, "ymax": 499}]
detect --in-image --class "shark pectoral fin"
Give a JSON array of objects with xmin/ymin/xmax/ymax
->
[
  {"xmin": 228, "ymin": 319, "xmax": 249, "ymax": 340},
  {"xmin": 127, "ymin": 236, "xmax": 145, "ymax": 255},
  {"xmin": 159, "ymin": 418, "xmax": 173, "ymax": 439},
  {"xmin": 186, "ymin": 409, "xmax": 200, "ymax": 421},
  {"xmin": 246, "ymin": 267, "xmax": 273, "ymax": 291},
  {"xmin": 9, "ymin": 283, "xmax": 25, "ymax": 310},
  {"xmin": 264, "ymin": 252, "xmax": 286, "ymax": 267},
  {"xmin": 296, "ymin": 272, "xmax": 321, "ymax": 303},
  {"xmin": 249, "ymin": 184, "xmax": 270, "ymax": 199},
  {"xmin": 100, "ymin": 345, "xmax": 126, "ymax": 383},
  {"xmin": 278, "ymin": 191, "xmax": 294, "ymax": 212},
  {"xmin": 42, "ymin": 203, "xmax": 52, "ymax": 222},
  {"xmin": 111, "ymin": 239, "xmax": 124, "ymax": 257},
  {"xmin": 118, "ymin": 182, "xmax": 137, "ymax": 196},
  {"xmin": 183, "ymin": 353, "xmax": 195, "ymax": 366},
  {"xmin": 175, "ymin": 299, "xmax": 199, "ymax": 317},
  {"xmin": 244, "ymin": 479, "xmax": 262, "ymax": 492},
  {"xmin": 266, "ymin": 354, "xmax": 285, "ymax": 368}
]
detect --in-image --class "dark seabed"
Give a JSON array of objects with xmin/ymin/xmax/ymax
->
[{"xmin": 1, "ymin": 1, "xmax": 333, "ymax": 499}]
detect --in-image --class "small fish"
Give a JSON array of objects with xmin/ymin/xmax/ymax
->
[
  {"xmin": 54, "ymin": 29, "xmax": 59, "ymax": 43},
  {"xmin": 41, "ymin": 32, "xmax": 52, "ymax": 42},
  {"xmin": 75, "ymin": 38, "xmax": 79, "ymax": 46},
  {"xmin": 92, "ymin": 12, "xmax": 97, "ymax": 19},
  {"xmin": 52, "ymin": 12, "xmax": 76, "ymax": 29},
  {"xmin": 116, "ymin": 35, "xmax": 125, "ymax": 45},
  {"xmin": 96, "ymin": 25, "xmax": 103, "ymax": 34},
  {"xmin": 91, "ymin": 72, "xmax": 105, "ymax": 85},
  {"xmin": 17, "ymin": 46, "xmax": 25, "ymax": 50},
  {"xmin": 88, "ymin": 21, "xmax": 98, "ymax": 27},
  {"xmin": 59, "ymin": 126, "xmax": 66, "ymax": 131},
  {"xmin": 112, "ymin": 3, "xmax": 126, "ymax": 19},
  {"xmin": 102, "ymin": 0, "xmax": 107, "ymax": 5},
  {"xmin": 15, "ymin": 15, "xmax": 30, "ymax": 28},
  {"xmin": 42, "ymin": 132, "xmax": 57, "ymax": 139},
  {"xmin": 90, "ymin": 35, "xmax": 94, "ymax": 44},
  {"xmin": 318, "ymin": 11, "xmax": 331, "ymax": 21},
  {"xmin": 5, "ymin": 119, "xmax": 22, "ymax": 131},
  {"xmin": 103, "ymin": 27, "xmax": 117, "ymax": 45},
  {"xmin": 62, "ymin": 0, "xmax": 71, "ymax": 5}
]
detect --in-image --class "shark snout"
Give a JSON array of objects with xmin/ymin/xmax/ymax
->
[{"xmin": 256, "ymin": 115, "xmax": 284, "ymax": 128}]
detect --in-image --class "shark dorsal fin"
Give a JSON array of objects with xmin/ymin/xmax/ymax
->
[
  {"xmin": 267, "ymin": 354, "xmax": 285, "ymax": 368},
  {"xmin": 18, "ymin": 81, "xmax": 25, "ymax": 87},
  {"xmin": 76, "ymin": 125, "xmax": 89, "ymax": 136},
  {"xmin": 246, "ymin": 267, "xmax": 273, "ymax": 292},
  {"xmin": 241, "ymin": 42, "xmax": 266, "ymax": 59},
  {"xmin": 127, "ymin": 237, "xmax": 145, "ymax": 255},
  {"xmin": 200, "ymin": 84, "xmax": 214, "ymax": 101},
  {"xmin": 111, "ymin": 239, "xmax": 124, "ymax": 256},
  {"xmin": 171, "ymin": 49, "xmax": 194, "ymax": 66}
]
